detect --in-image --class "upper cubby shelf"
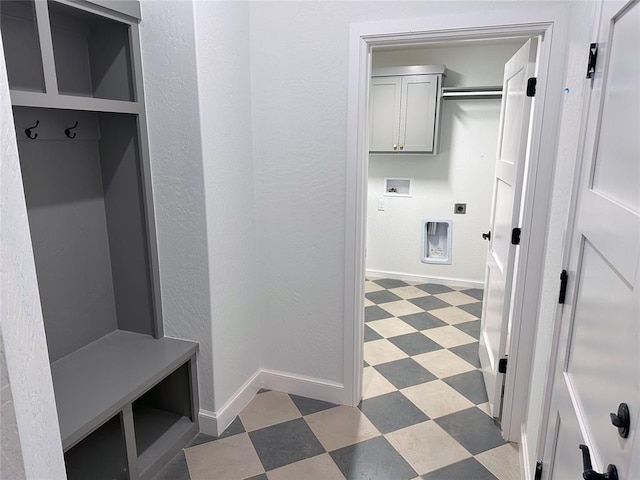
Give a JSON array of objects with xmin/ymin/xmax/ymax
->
[
  {"xmin": 49, "ymin": 0, "xmax": 135, "ymax": 101},
  {"xmin": 0, "ymin": 0, "xmax": 46, "ymax": 93},
  {"xmin": 1, "ymin": 0, "xmax": 141, "ymax": 113}
]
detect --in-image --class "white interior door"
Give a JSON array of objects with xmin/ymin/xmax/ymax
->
[
  {"xmin": 369, "ymin": 76, "xmax": 401, "ymax": 152},
  {"xmin": 542, "ymin": 1, "xmax": 640, "ymax": 478},
  {"xmin": 479, "ymin": 38, "xmax": 537, "ymax": 418}
]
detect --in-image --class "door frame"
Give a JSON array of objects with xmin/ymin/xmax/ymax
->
[{"xmin": 343, "ymin": 5, "xmax": 571, "ymax": 444}]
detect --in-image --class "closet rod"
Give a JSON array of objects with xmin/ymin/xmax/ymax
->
[{"xmin": 441, "ymin": 86, "xmax": 502, "ymax": 100}]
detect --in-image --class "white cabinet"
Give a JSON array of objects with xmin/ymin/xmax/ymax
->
[{"xmin": 369, "ymin": 66, "xmax": 445, "ymax": 154}]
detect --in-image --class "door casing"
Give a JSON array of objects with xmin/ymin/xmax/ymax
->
[{"xmin": 344, "ymin": 5, "xmax": 571, "ymax": 450}]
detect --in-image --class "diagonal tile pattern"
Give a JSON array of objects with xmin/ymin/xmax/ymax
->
[{"xmin": 155, "ymin": 280, "xmax": 519, "ymax": 480}]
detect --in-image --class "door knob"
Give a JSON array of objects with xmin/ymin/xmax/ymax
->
[
  {"xmin": 482, "ymin": 231, "xmax": 491, "ymax": 241},
  {"xmin": 579, "ymin": 445, "xmax": 618, "ymax": 480},
  {"xmin": 610, "ymin": 403, "xmax": 630, "ymax": 438}
]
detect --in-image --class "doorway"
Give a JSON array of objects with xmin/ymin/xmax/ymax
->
[
  {"xmin": 344, "ymin": 11, "xmax": 571, "ymax": 450},
  {"xmin": 363, "ymin": 36, "xmax": 527, "ymax": 410}
]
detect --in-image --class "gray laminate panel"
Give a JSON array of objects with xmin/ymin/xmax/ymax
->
[
  {"xmin": 88, "ymin": 20, "xmax": 134, "ymax": 101},
  {"xmin": 122, "ymin": 404, "xmax": 140, "ymax": 480},
  {"xmin": 99, "ymin": 113, "xmax": 155, "ymax": 336},
  {"xmin": 84, "ymin": 0, "xmax": 141, "ymax": 20},
  {"xmin": 10, "ymin": 90, "xmax": 142, "ymax": 113},
  {"xmin": 50, "ymin": 330, "xmax": 198, "ymax": 451},
  {"xmin": 0, "ymin": 1, "xmax": 45, "ymax": 92},
  {"xmin": 50, "ymin": 25, "xmax": 93, "ymax": 97},
  {"xmin": 15, "ymin": 108, "xmax": 118, "ymax": 362}
]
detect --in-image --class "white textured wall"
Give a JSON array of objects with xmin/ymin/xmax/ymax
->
[
  {"xmin": 523, "ymin": 0, "xmax": 597, "ymax": 473},
  {"xmin": 139, "ymin": 4, "xmax": 596, "ymax": 468},
  {"xmin": 249, "ymin": 0, "xmax": 538, "ymax": 385},
  {"xmin": 367, "ymin": 101, "xmax": 500, "ymax": 284},
  {"xmin": 192, "ymin": 0, "xmax": 260, "ymax": 410},
  {"xmin": 1, "ymin": 330, "xmax": 26, "ymax": 480},
  {"xmin": 372, "ymin": 42, "xmax": 524, "ymax": 87},
  {"xmin": 0, "ymin": 36, "xmax": 66, "ymax": 480},
  {"xmin": 367, "ymin": 43, "xmax": 521, "ymax": 284},
  {"xmin": 141, "ymin": 0, "xmax": 260, "ymax": 415},
  {"xmin": 139, "ymin": 0, "xmax": 214, "ymax": 412}
]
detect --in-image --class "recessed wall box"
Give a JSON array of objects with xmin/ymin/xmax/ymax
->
[
  {"xmin": 422, "ymin": 220, "xmax": 453, "ymax": 265},
  {"xmin": 384, "ymin": 178, "xmax": 412, "ymax": 197}
]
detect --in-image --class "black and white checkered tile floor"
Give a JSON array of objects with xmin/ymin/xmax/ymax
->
[{"xmin": 154, "ymin": 279, "xmax": 519, "ymax": 480}]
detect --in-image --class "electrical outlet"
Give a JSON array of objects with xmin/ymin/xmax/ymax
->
[
  {"xmin": 454, "ymin": 203, "xmax": 466, "ymax": 214},
  {"xmin": 378, "ymin": 198, "xmax": 385, "ymax": 211}
]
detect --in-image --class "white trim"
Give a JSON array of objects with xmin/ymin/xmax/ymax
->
[
  {"xmin": 198, "ymin": 369, "xmax": 262, "ymax": 436},
  {"xmin": 198, "ymin": 368, "xmax": 346, "ymax": 436},
  {"xmin": 521, "ymin": 424, "xmax": 534, "ymax": 480},
  {"xmin": 261, "ymin": 369, "xmax": 346, "ymax": 405},
  {"xmin": 198, "ymin": 409, "xmax": 218, "ymax": 437},
  {"xmin": 499, "ymin": 12, "xmax": 570, "ymax": 443},
  {"xmin": 365, "ymin": 269, "xmax": 484, "ymax": 289},
  {"xmin": 372, "ymin": 65, "xmax": 446, "ymax": 77},
  {"xmin": 345, "ymin": 6, "xmax": 571, "ymax": 441}
]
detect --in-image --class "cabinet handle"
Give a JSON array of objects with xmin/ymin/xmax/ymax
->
[
  {"xmin": 399, "ymin": 144, "xmax": 404, "ymax": 150},
  {"xmin": 393, "ymin": 144, "xmax": 397, "ymax": 150}
]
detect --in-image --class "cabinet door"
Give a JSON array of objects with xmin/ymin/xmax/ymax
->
[
  {"xmin": 399, "ymin": 75, "xmax": 438, "ymax": 153},
  {"xmin": 369, "ymin": 76, "xmax": 401, "ymax": 152}
]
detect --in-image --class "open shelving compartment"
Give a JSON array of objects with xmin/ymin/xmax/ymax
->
[
  {"xmin": 0, "ymin": 0, "xmax": 46, "ymax": 93},
  {"xmin": 48, "ymin": 0, "xmax": 135, "ymax": 101},
  {"xmin": 3, "ymin": 2, "xmax": 199, "ymax": 479},
  {"xmin": 133, "ymin": 363, "xmax": 196, "ymax": 478},
  {"xmin": 64, "ymin": 413, "xmax": 129, "ymax": 480}
]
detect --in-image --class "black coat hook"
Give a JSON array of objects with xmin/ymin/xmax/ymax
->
[
  {"xmin": 65, "ymin": 121, "xmax": 78, "ymax": 139},
  {"xmin": 25, "ymin": 120, "xmax": 39, "ymax": 140}
]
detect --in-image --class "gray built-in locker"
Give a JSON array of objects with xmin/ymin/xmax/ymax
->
[
  {"xmin": 1, "ymin": 1, "xmax": 199, "ymax": 479},
  {"xmin": 15, "ymin": 108, "xmax": 155, "ymax": 362}
]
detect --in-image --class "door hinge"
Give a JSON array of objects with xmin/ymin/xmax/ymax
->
[
  {"xmin": 498, "ymin": 357, "xmax": 508, "ymax": 374},
  {"xmin": 534, "ymin": 461, "xmax": 543, "ymax": 480},
  {"xmin": 511, "ymin": 227, "xmax": 521, "ymax": 245},
  {"xmin": 526, "ymin": 77, "xmax": 537, "ymax": 97},
  {"xmin": 586, "ymin": 43, "xmax": 598, "ymax": 79},
  {"xmin": 559, "ymin": 269, "xmax": 568, "ymax": 304}
]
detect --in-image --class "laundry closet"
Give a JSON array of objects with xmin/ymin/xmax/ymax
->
[{"xmin": 366, "ymin": 40, "xmax": 526, "ymax": 287}]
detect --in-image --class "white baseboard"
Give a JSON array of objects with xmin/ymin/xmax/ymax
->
[
  {"xmin": 261, "ymin": 368, "xmax": 346, "ymax": 405},
  {"xmin": 198, "ymin": 369, "xmax": 345, "ymax": 436},
  {"xmin": 198, "ymin": 369, "xmax": 262, "ymax": 436},
  {"xmin": 198, "ymin": 409, "xmax": 218, "ymax": 436},
  {"xmin": 366, "ymin": 269, "xmax": 484, "ymax": 289}
]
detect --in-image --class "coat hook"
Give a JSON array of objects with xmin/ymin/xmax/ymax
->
[
  {"xmin": 65, "ymin": 121, "xmax": 78, "ymax": 139},
  {"xmin": 25, "ymin": 120, "xmax": 39, "ymax": 140}
]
